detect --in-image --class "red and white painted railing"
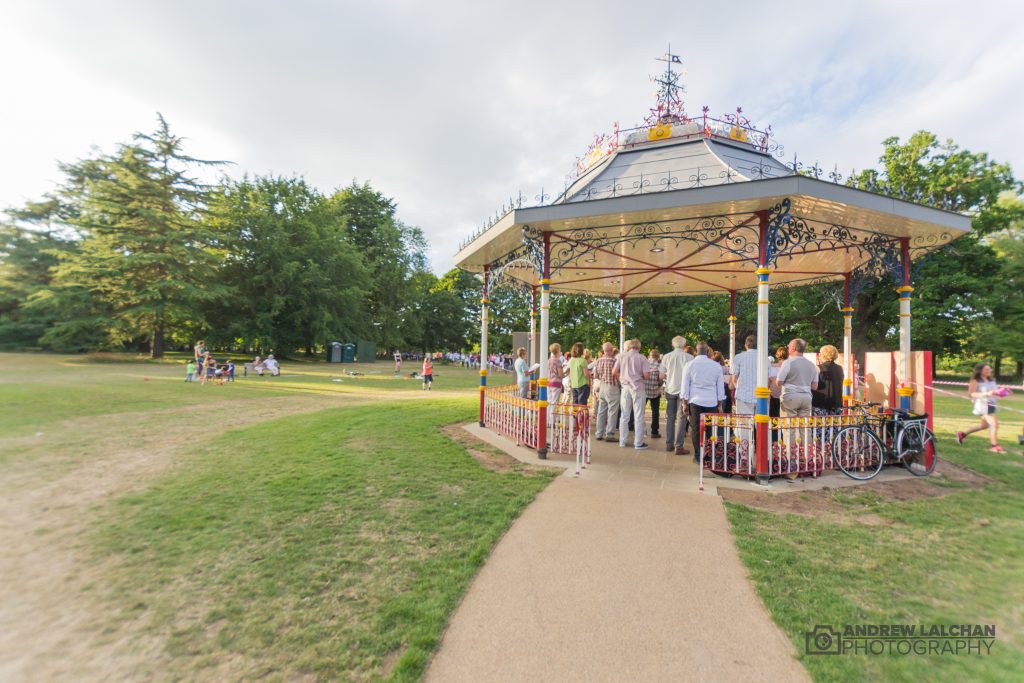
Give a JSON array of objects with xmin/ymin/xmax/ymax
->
[
  {"xmin": 483, "ymin": 384, "xmax": 539, "ymax": 449},
  {"xmin": 483, "ymin": 385, "xmax": 591, "ymax": 474},
  {"xmin": 700, "ymin": 413, "xmax": 864, "ymax": 479},
  {"xmin": 550, "ymin": 402, "xmax": 592, "ymax": 475}
]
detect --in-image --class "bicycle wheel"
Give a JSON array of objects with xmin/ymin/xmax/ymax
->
[
  {"xmin": 896, "ymin": 424, "xmax": 938, "ymax": 476},
  {"xmin": 832, "ymin": 426, "xmax": 885, "ymax": 480}
]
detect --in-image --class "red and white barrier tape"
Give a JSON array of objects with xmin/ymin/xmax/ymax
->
[{"xmin": 902, "ymin": 378, "xmax": 1024, "ymax": 417}]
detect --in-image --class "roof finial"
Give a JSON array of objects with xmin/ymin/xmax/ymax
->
[{"xmin": 649, "ymin": 45, "xmax": 687, "ymax": 125}]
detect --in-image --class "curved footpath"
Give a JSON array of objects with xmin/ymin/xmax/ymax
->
[{"xmin": 425, "ymin": 431, "xmax": 810, "ymax": 683}]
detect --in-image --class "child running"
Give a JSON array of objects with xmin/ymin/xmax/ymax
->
[{"xmin": 422, "ymin": 356, "xmax": 433, "ymax": 391}]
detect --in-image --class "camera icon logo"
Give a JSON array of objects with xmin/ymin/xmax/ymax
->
[{"xmin": 805, "ymin": 625, "xmax": 843, "ymax": 655}]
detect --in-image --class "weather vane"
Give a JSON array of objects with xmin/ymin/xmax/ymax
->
[{"xmin": 648, "ymin": 45, "xmax": 687, "ymax": 124}]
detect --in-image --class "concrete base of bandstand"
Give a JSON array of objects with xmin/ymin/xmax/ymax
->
[
  {"xmin": 463, "ymin": 421, "xmax": 916, "ymax": 494},
  {"xmin": 423, "ymin": 426, "xmax": 835, "ymax": 682}
]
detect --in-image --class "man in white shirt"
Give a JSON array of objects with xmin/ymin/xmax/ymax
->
[
  {"xmin": 775, "ymin": 338, "xmax": 818, "ymax": 417},
  {"xmin": 680, "ymin": 342, "xmax": 725, "ymax": 461},
  {"xmin": 731, "ymin": 335, "xmax": 767, "ymax": 448},
  {"xmin": 661, "ymin": 335, "xmax": 694, "ymax": 455},
  {"xmin": 514, "ymin": 347, "xmax": 530, "ymax": 398}
]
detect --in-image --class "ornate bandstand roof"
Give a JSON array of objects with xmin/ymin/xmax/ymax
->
[{"xmin": 454, "ymin": 52, "xmax": 971, "ymax": 299}]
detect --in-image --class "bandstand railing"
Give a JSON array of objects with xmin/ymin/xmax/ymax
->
[
  {"xmin": 482, "ymin": 385, "xmax": 591, "ymax": 474},
  {"xmin": 699, "ymin": 413, "xmax": 864, "ymax": 478},
  {"xmin": 483, "ymin": 385, "xmax": 539, "ymax": 449}
]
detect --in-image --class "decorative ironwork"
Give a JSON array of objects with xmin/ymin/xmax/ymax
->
[
  {"xmin": 632, "ymin": 172, "xmax": 652, "ymax": 194},
  {"xmin": 485, "ymin": 245, "xmax": 538, "ymax": 298},
  {"xmin": 645, "ymin": 46, "xmax": 688, "ymax": 125},
  {"xmin": 689, "ymin": 167, "xmax": 709, "ymax": 188},
  {"xmin": 548, "ymin": 215, "xmax": 761, "ymax": 274},
  {"xmin": 747, "ymin": 158, "xmax": 778, "ymax": 179},
  {"xmin": 521, "ymin": 225, "xmax": 545, "ymax": 274}
]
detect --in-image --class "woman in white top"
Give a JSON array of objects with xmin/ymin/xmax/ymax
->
[
  {"xmin": 958, "ymin": 363, "xmax": 1005, "ymax": 453},
  {"xmin": 547, "ymin": 343, "xmax": 564, "ymax": 410}
]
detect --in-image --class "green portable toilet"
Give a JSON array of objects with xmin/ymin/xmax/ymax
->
[
  {"xmin": 356, "ymin": 340, "xmax": 376, "ymax": 363},
  {"xmin": 342, "ymin": 343, "xmax": 356, "ymax": 363}
]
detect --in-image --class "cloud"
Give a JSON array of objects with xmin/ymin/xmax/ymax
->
[{"xmin": 1, "ymin": 0, "xmax": 1022, "ymax": 272}]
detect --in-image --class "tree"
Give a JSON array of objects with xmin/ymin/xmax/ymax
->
[
  {"xmin": 327, "ymin": 182, "xmax": 429, "ymax": 350},
  {"xmin": 844, "ymin": 132, "xmax": 1020, "ymax": 357},
  {"xmin": 49, "ymin": 115, "xmax": 226, "ymax": 357},
  {"xmin": 974, "ymin": 193, "xmax": 1024, "ymax": 379},
  {"xmin": 0, "ymin": 219, "xmax": 74, "ymax": 348},
  {"xmin": 206, "ymin": 175, "xmax": 369, "ymax": 355}
]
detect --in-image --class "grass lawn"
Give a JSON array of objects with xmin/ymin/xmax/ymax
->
[
  {"xmin": 0, "ymin": 353, "xmax": 487, "ymax": 441},
  {"xmin": 727, "ymin": 390, "xmax": 1024, "ymax": 682},
  {"xmin": 92, "ymin": 400, "xmax": 556, "ymax": 681},
  {"xmin": 0, "ymin": 353, "xmax": 555, "ymax": 682}
]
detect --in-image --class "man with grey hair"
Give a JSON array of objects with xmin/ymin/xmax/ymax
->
[
  {"xmin": 775, "ymin": 337, "xmax": 818, "ymax": 417},
  {"xmin": 680, "ymin": 341, "xmax": 725, "ymax": 460},
  {"xmin": 593, "ymin": 342, "xmax": 620, "ymax": 441},
  {"xmin": 661, "ymin": 335, "xmax": 694, "ymax": 455},
  {"xmin": 613, "ymin": 338, "xmax": 651, "ymax": 449}
]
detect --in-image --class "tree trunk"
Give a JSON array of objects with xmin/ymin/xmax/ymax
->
[
  {"xmin": 994, "ymin": 354, "xmax": 1002, "ymax": 382},
  {"xmin": 152, "ymin": 322, "xmax": 165, "ymax": 359},
  {"xmin": 1016, "ymin": 360, "xmax": 1023, "ymax": 384}
]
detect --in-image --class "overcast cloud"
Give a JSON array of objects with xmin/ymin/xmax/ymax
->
[{"xmin": 1, "ymin": 0, "xmax": 1022, "ymax": 271}]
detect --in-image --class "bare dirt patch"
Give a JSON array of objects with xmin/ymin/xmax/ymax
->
[
  {"xmin": 440, "ymin": 425, "xmax": 559, "ymax": 476},
  {"xmin": 0, "ymin": 394, "xmax": 357, "ymax": 683},
  {"xmin": 719, "ymin": 459, "xmax": 990, "ymax": 522}
]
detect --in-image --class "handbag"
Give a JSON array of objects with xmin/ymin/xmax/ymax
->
[{"xmin": 972, "ymin": 398, "xmax": 988, "ymax": 416}]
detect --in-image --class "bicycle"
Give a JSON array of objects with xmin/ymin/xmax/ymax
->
[{"xmin": 831, "ymin": 402, "xmax": 938, "ymax": 480}]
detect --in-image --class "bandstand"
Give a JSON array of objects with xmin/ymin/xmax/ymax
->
[{"xmin": 454, "ymin": 52, "xmax": 971, "ymax": 481}]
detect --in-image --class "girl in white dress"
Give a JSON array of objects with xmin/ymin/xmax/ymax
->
[{"xmin": 958, "ymin": 363, "xmax": 1006, "ymax": 453}]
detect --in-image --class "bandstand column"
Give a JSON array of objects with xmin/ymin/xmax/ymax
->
[
  {"xmin": 754, "ymin": 211, "xmax": 771, "ymax": 482},
  {"xmin": 529, "ymin": 286, "xmax": 538, "ymax": 394},
  {"xmin": 897, "ymin": 238, "xmax": 914, "ymax": 411},
  {"xmin": 728, "ymin": 290, "xmax": 737, "ymax": 370},
  {"xmin": 842, "ymin": 274, "xmax": 854, "ymax": 410},
  {"xmin": 537, "ymin": 234, "xmax": 551, "ymax": 459},
  {"xmin": 479, "ymin": 265, "xmax": 490, "ymax": 426},
  {"xmin": 619, "ymin": 296, "xmax": 626, "ymax": 351}
]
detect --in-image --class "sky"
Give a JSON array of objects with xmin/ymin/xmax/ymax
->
[{"xmin": 2, "ymin": 0, "xmax": 1022, "ymax": 273}]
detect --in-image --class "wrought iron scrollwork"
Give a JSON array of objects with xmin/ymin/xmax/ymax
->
[
  {"xmin": 521, "ymin": 225, "xmax": 545, "ymax": 274},
  {"xmin": 548, "ymin": 215, "xmax": 761, "ymax": 275}
]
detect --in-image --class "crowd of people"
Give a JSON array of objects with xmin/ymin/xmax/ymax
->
[
  {"xmin": 186, "ymin": 340, "xmax": 279, "ymax": 385},
  {"xmin": 509, "ymin": 334, "xmax": 847, "ymax": 457}
]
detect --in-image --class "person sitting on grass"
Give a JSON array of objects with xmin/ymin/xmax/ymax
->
[
  {"xmin": 422, "ymin": 356, "xmax": 433, "ymax": 391},
  {"xmin": 958, "ymin": 363, "xmax": 1007, "ymax": 453}
]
